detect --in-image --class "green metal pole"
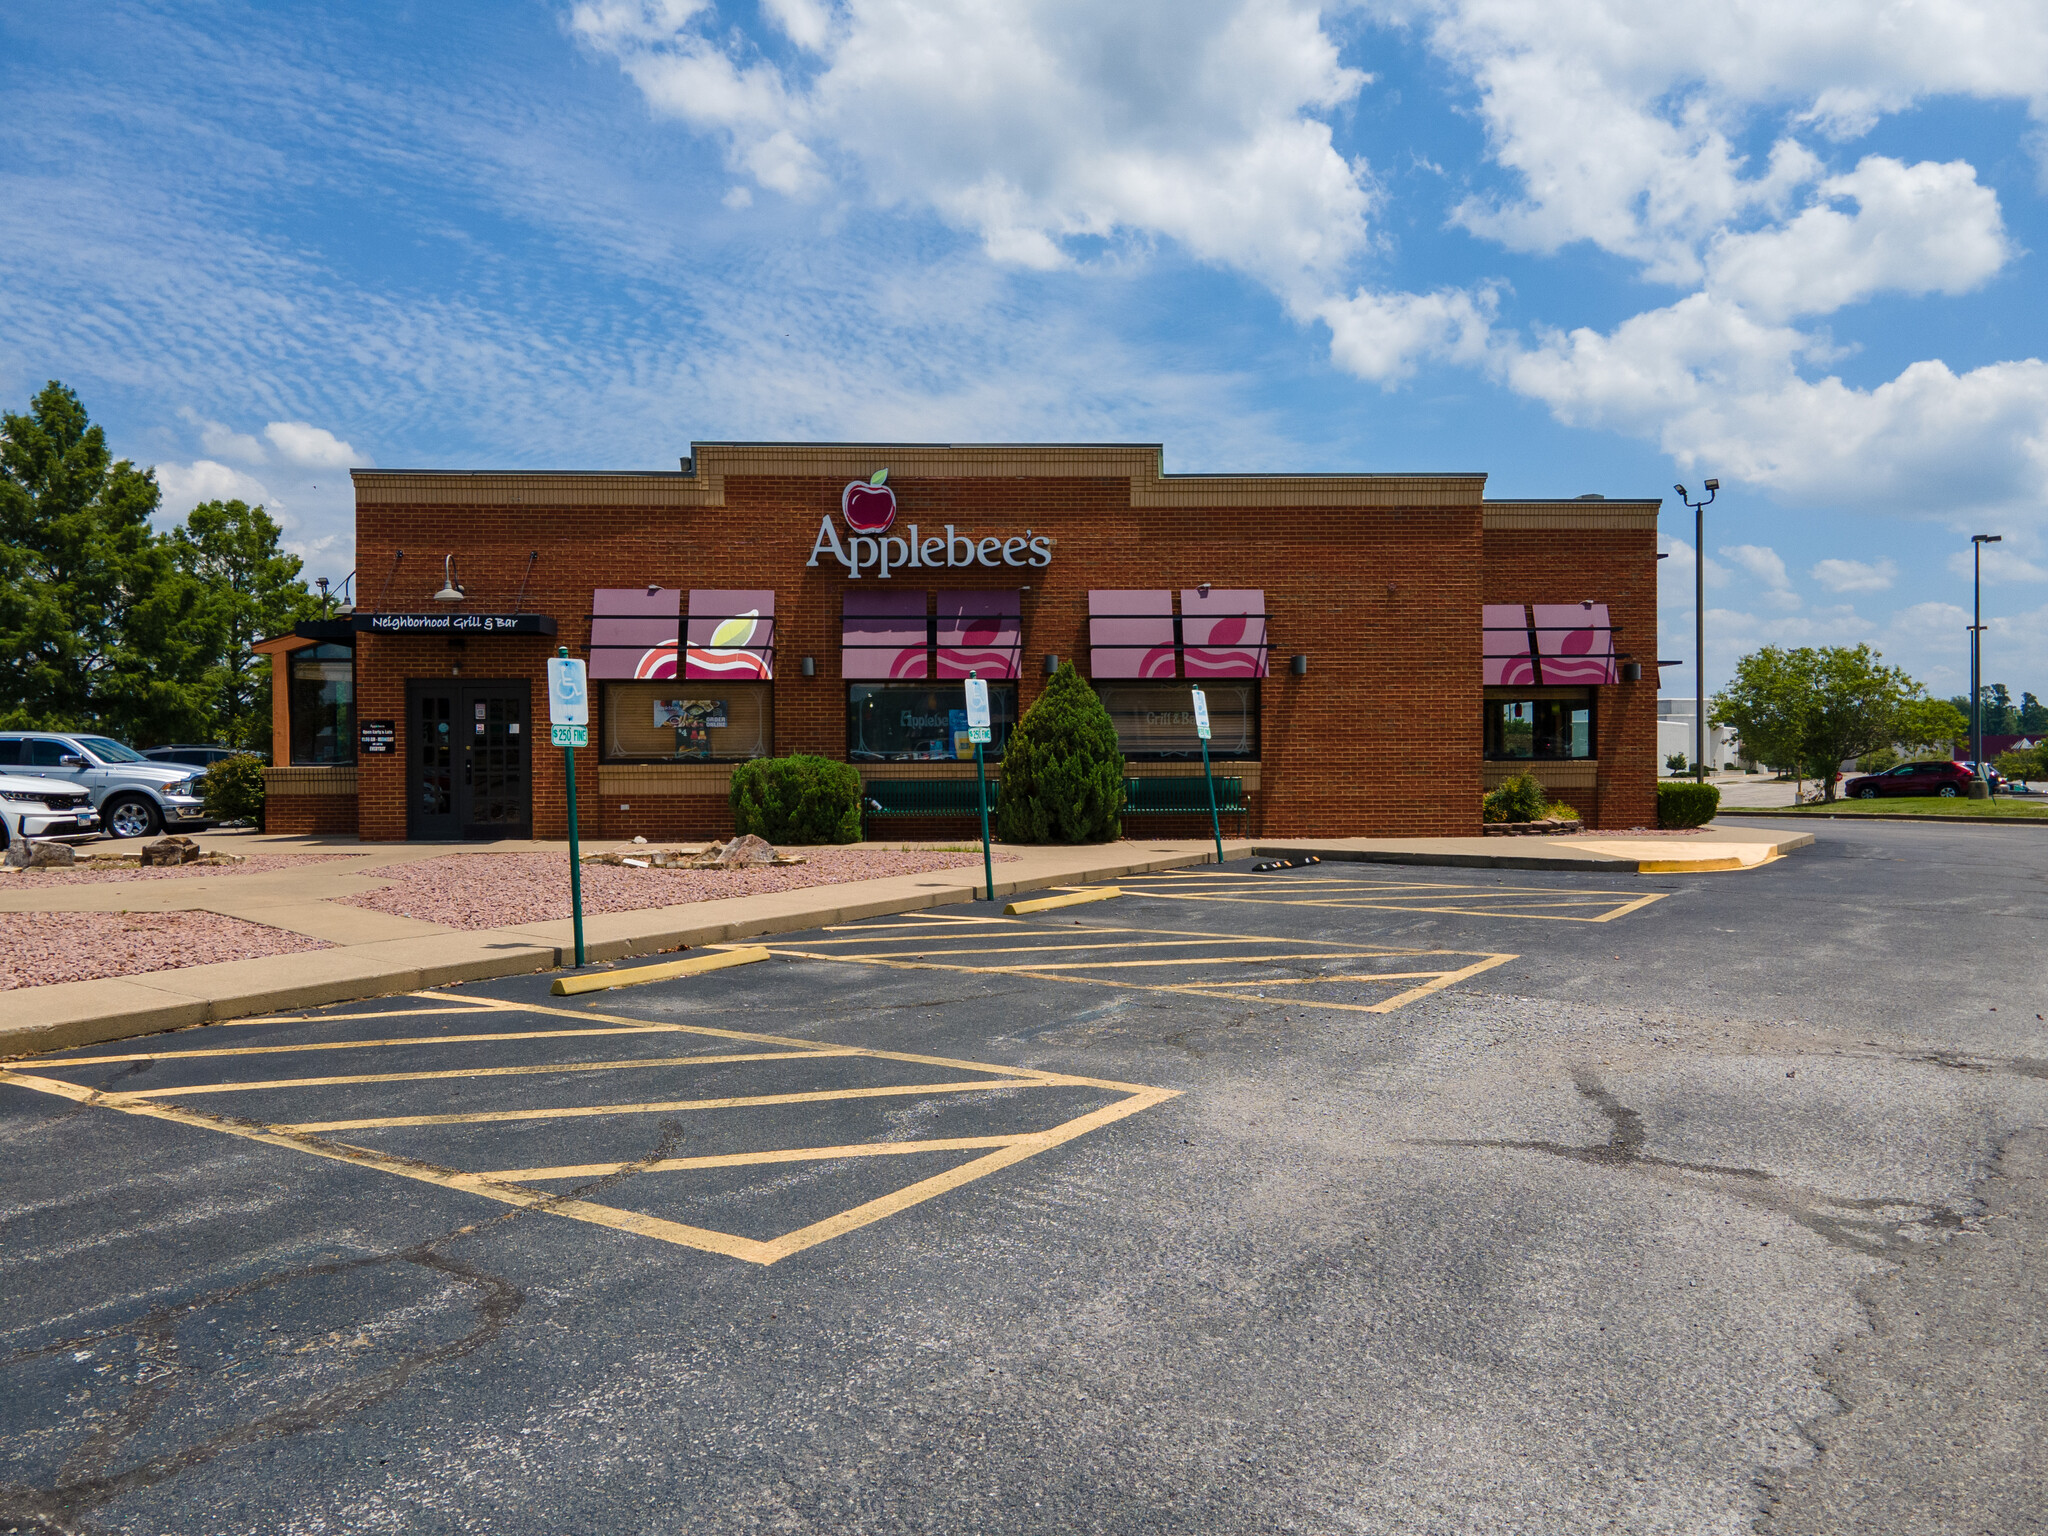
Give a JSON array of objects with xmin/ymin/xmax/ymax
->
[
  {"xmin": 559, "ymin": 645, "xmax": 585, "ymax": 968},
  {"xmin": 1200, "ymin": 734, "xmax": 1223, "ymax": 865},
  {"xmin": 974, "ymin": 739, "xmax": 994, "ymax": 902}
]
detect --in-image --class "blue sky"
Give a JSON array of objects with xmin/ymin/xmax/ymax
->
[{"xmin": 5, "ymin": 1, "xmax": 2047, "ymax": 701}]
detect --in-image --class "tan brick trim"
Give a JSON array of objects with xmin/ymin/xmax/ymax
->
[
  {"xmin": 263, "ymin": 766, "xmax": 359, "ymax": 797},
  {"xmin": 596, "ymin": 764, "xmax": 737, "ymax": 796},
  {"xmin": 1483, "ymin": 502, "xmax": 1661, "ymax": 531},
  {"xmin": 355, "ymin": 445, "xmax": 1488, "ymax": 512},
  {"xmin": 1482, "ymin": 760, "xmax": 1598, "ymax": 789}
]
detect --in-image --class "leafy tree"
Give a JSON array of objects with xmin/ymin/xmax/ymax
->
[
  {"xmin": 995, "ymin": 664, "xmax": 1125, "ymax": 842},
  {"xmin": 0, "ymin": 381, "xmax": 182, "ymax": 734},
  {"xmin": 2019, "ymin": 692, "xmax": 2048, "ymax": 733},
  {"xmin": 1985, "ymin": 683, "xmax": 2018, "ymax": 735},
  {"xmin": 1711, "ymin": 645, "xmax": 1955, "ymax": 803},
  {"xmin": 171, "ymin": 499, "xmax": 321, "ymax": 751}
]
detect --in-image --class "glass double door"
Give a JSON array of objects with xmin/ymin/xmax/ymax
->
[{"xmin": 406, "ymin": 681, "xmax": 530, "ymax": 839}]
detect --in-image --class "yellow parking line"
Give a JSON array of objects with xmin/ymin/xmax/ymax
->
[
  {"xmin": 43, "ymin": 1027, "xmax": 695, "ymax": 1067},
  {"xmin": 1135, "ymin": 893, "xmax": 1660, "ymax": 923},
  {"xmin": 276, "ymin": 1077, "xmax": 1049, "ymax": 1133},
  {"xmin": 225, "ymin": 1006, "xmax": 511, "ymax": 1025},
  {"xmin": 551, "ymin": 945, "xmax": 771, "ymax": 996},
  {"xmin": 1171, "ymin": 971, "xmax": 1458, "ymax": 986},
  {"xmin": 1004, "ymin": 888, "xmax": 1121, "ymax": 915},
  {"xmin": 1590, "ymin": 893, "xmax": 1668, "ymax": 921},
  {"xmin": 952, "ymin": 953, "xmax": 1436, "ymax": 972},
  {"xmin": 482, "ymin": 1136, "xmax": 1025, "ymax": 1181},
  {"xmin": 116, "ymin": 1049, "xmax": 856, "ymax": 1098}
]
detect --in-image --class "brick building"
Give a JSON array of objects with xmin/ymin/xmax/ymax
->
[{"xmin": 256, "ymin": 443, "xmax": 1661, "ymax": 840}]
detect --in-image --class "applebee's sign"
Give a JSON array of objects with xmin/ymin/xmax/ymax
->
[{"xmin": 808, "ymin": 468, "xmax": 1053, "ymax": 580}]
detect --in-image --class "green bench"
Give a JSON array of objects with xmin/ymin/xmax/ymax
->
[
  {"xmin": 1123, "ymin": 775, "xmax": 1246, "ymax": 831},
  {"xmin": 862, "ymin": 778, "xmax": 994, "ymax": 826}
]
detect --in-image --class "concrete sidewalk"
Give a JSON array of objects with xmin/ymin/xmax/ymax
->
[{"xmin": 1, "ymin": 823, "xmax": 1813, "ymax": 1058}]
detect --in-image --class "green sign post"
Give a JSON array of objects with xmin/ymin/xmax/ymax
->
[
  {"xmin": 548, "ymin": 647, "xmax": 589, "ymax": 968},
  {"xmin": 965, "ymin": 673, "xmax": 995, "ymax": 901},
  {"xmin": 1192, "ymin": 686, "xmax": 1223, "ymax": 865}
]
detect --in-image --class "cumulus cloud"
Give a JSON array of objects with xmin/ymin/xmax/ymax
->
[
  {"xmin": 1318, "ymin": 285, "xmax": 1495, "ymax": 384},
  {"xmin": 263, "ymin": 420, "xmax": 359, "ymax": 468},
  {"xmin": 1720, "ymin": 542, "xmax": 1800, "ymax": 610},
  {"xmin": 155, "ymin": 458, "xmax": 271, "ymax": 512},
  {"xmin": 572, "ymin": 0, "xmax": 1378, "ymax": 305},
  {"xmin": 1811, "ymin": 557, "xmax": 1896, "ymax": 593}
]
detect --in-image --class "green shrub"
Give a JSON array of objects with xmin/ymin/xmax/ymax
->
[
  {"xmin": 1657, "ymin": 780, "xmax": 1721, "ymax": 828},
  {"xmin": 201, "ymin": 753, "xmax": 267, "ymax": 825},
  {"xmin": 1665, "ymin": 752, "xmax": 1689, "ymax": 774},
  {"xmin": 1544, "ymin": 799, "xmax": 1580, "ymax": 821},
  {"xmin": 729, "ymin": 755, "xmax": 862, "ymax": 844},
  {"xmin": 995, "ymin": 663, "xmax": 1126, "ymax": 843},
  {"xmin": 1483, "ymin": 771, "xmax": 1548, "ymax": 824}
]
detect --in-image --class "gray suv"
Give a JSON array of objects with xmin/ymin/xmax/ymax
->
[{"xmin": 0, "ymin": 733, "xmax": 211, "ymax": 839}]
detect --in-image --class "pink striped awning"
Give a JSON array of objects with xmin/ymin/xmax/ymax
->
[
  {"xmin": 591, "ymin": 588, "xmax": 680, "ymax": 680},
  {"xmin": 842, "ymin": 589, "xmax": 929, "ymax": 681},
  {"xmin": 1088, "ymin": 590, "xmax": 1176, "ymax": 679},
  {"xmin": 685, "ymin": 590, "xmax": 775, "ymax": 680},
  {"xmin": 935, "ymin": 590, "xmax": 1021, "ymax": 679},
  {"xmin": 1483, "ymin": 604, "xmax": 1537, "ymax": 687},
  {"xmin": 1532, "ymin": 603, "xmax": 1618, "ymax": 685},
  {"xmin": 1180, "ymin": 588, "xmax": 1268, "ymax": 679}
]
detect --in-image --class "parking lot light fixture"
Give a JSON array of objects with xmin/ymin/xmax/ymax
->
[
  {"xmin": 1676, "ymin": 480, "xmax": 1719, "ymax": 782},
  {"xmin": 1971, "ymin": 534, "xmax": 2003, "ymax": 798}
]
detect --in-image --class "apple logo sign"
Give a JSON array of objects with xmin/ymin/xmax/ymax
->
[{"xmin": 841, "ymin": 468, "xmax": 897, "ymax": 533}]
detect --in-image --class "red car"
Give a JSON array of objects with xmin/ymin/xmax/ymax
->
[{"xmin": 1841, "ymin": 760, "xmax": 1992, "ymax": 798}]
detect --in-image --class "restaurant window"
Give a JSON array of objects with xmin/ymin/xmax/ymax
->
[
  {"xmin": 847, "ymin": 682, "xmax": 1016, "ymax": 761},
  {"xmin": 1094, "ymin": 682, "xmax": 1259, "ymax": 760},
  {"xmin": 1485, "ymin": 688, "xmax": 1595, "ymax": 760},
  {"xmin": 602, "ymin": 681, "xmax": 772, "ymax": 761},
  {"xmin": 289, "ymin": 644, "xmax": 355, "ymax": 765}
]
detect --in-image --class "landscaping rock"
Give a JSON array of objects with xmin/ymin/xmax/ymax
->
[
  {"xmin": 713, "ymin": 833, "xmax": 778, "ymax": 867},
  {"xmin": 1482, "ymin": 817, "xmax": 1582, "ymax": 837},
  {"xmin": 4, "ymin": 840, "xmax": 77, "ymax": 868},
  {"xmin": 139, "ymin": 835, "xmax": 204, "ymax": 867}
]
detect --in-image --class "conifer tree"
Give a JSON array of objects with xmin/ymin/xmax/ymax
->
[{"xmin": 994, "ymin": 663, "xmax": 1126, "ymax": 842}]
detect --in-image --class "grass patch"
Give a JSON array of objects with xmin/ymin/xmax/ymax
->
[{"xmin": 1723, "ymin": 798, "xmax": 2048, "ymax": 819}]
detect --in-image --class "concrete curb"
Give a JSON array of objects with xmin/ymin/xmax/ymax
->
[
  {"xmin": 1248, "ymin": 831, "xmax": 1814, "ymax": 873},
  {"xmin": 1717, "ymin": 808, "xmax": 2048, "ymax": 827},
  {"xmin": 0, "ymin": 846, "xmax": 1220, "ymax": 1060}
]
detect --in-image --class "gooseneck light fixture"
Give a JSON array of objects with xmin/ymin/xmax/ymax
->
[
  {"xmin": 1675, "ymin": 479, "xmax": 1719, "ymax": 782},
  {"xmin": 433, "ymin": 554, "xmax": 466, "ymax": 602}
]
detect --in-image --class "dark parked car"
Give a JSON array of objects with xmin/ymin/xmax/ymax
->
[
  {"xmin": 142, "ymin": 744, "xmax": 259, "ymax": 768},
  {"xmin": 1842, "ymin": 760, "xmax": 1994, "ymax": 799}
]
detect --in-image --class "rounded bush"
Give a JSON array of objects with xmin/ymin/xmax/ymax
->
[
  {"xmin": 729, "ymin": 755, "xmax": 863, "ymax": 844},
  {"xmin": 994, "ymin": 664, "xmax": 1126, "ymax": 843},
  {"xmin": 1483, "ymin": 771, "xmax": 1548, "ymax": 824},
  {"xmin": 1657, "ymin": 780, "xmax": 1721, "ymax": 828},
  {"xmin": 201, "ymin": 753, "xmax": 268, "ymax": 825}
]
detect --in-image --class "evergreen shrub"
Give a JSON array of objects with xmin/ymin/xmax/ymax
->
[
  {"xmin": 1483, "ymin": 771, "xmax": 1549, "ymax": 824},
  {"xmin": 994, "ymin": 664, "xmax": 1126, "ymax": 843},
  {"xmin": 202, "ymin": 753, "xmax": 268, "ymax": 826},
  {"xmin": 730, "ymin": 755, "xmax": 862, "ymax": 844},
  {"xmin": 1657, "ymin": 781, "xmax": 1721, "ymax": 828}
]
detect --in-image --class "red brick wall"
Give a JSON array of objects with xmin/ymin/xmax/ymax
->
[
  {"xmin": 1482, "ymin": 527, "xmax": 1659, "ymax": 829},
  {"xmin": 350, "ymin": 474, "xmax": 1638, "ymax": 840},
  {"xmin": 263, "ymin": 794, "xmax": 357, "ymax": 835}
]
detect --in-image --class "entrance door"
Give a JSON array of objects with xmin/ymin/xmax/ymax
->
[{"xmin": 406, "ymin": 681, "xmax": 531, "ymax": 839}]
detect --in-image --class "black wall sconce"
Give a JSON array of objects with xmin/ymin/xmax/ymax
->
[
  {"xmin": 1620, "ymin": 662, "xmax": 1642, "ymax": 681},
  {"xmin": 1290, "ymin": 654, "xmax": 1308, "ymax": 676},
  {"xmin": 1042, "ymin": 654, "xmax": 1059, "ymax": 674},
  {"xmin": 800, "ymin": 656, "xmax": 816, "ymax": 677}
]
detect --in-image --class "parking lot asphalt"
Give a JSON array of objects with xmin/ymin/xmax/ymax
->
[{"xmin": 3, "ymin": 819, "xmax": 2043, "ymax": 1534}]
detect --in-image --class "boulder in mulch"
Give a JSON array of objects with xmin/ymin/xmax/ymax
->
[
  {"xmin": 3, "ymin": 840, "xmax": 77, "ymax": 869},
  {"xmin": 1482, "ymin": 818, "xmax": 1582, "ymax": 837},
  {"xmin": 140, "ymin": 835, "xmax": 204, "ymax": 866}
]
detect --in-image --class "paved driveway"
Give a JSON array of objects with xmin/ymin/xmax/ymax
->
[{"xmin": 2, "ymin": 823, "xmax": 2041, "ymax": 1534}]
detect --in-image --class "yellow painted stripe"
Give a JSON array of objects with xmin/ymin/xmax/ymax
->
[
  {"xmin": 223, "ymin": 1005, "xmax": 516, "ymax": 1025},
  {"xmin": 116, "ymin": 1049, "xmax": 856, "ymax": 1098},
  {"xmin": 1004, "ymin": 887, "xmax": 1121, "ymax": 915},
  {"xmin": 551, "ymin": 945, "xmax": 770, "ymax": 996},
  {"xmin": 481, "ymin": 1136, "xmax": 1025, "ymax": 1181},
  {"xmin": 1589, "ymin": 893, "xmax": 1669, "ymax": 922},
  {"xmin": 44, "ymin": 1027, "xmax": 689, "ymax": 1067},
  {"xmin": 1636, "ymin": 856, "xmax": 1746, "ymax": 874},
  {"xmin": 757, "ymin": 1088, "xmax": 1181, "ymax": 1263},
  {"xmin": 1361, "ymin": 951, "xmax": 1519, "ymax": 1011},
  {"xmin": 276, "ymin": 1076, "xmax": 1050, "ymax": 1133},
  {"xmin": 1131, "ymin": 893, "xmax": 1651, "ymax": 923},
  {"xmin": 1168, "ymin": 971, "xmax": 1462, "ymax": 987}
]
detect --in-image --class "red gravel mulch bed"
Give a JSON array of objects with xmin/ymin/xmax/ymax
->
[
  {"xmin": 340, "ymin": 848, "xmax": 1022, "ymax": 931},
  {"xmin": 0, "ymin": 853, "xmax": 358, "ymax": 887},
  {"xmin": 0, "ymin": 912, "xmax": 330, "ymax": 991}
]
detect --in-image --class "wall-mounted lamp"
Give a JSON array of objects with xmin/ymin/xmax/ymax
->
[
  {"xmin": 646, "ymin": 582, "xmax": 663, "ymax": 596},
  {"xmin": 1290, "ymin": 654, "xmax": 1308, "ymax": 676},
  {"xmin": 433, "ymin": 554, "xmax": 465, "ymax": 602},
  {"xmin": 1620, "ymin": 662, "xmax": 1643, "ymax": 682},
  {"xmin": 800, "ymin": 656, "xmax": 816, "ymax": 678},
  {"xmin": 1197, "ymin": 582, "xmax": 1212, "ymax": 596},
  {"xmin": 1042, "ymin": 654, "xmax": 1059, "ymax": 674}
]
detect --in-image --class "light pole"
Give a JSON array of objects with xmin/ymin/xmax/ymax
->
[
  {"xmin": 1970, "ymin": 533, "xmax": 2002, "ymax": 798},
  {"xmin": 1676, "ymin": 479, "xmax": 1720, "ymax": 782}
]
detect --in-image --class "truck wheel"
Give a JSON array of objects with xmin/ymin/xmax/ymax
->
[{"xmin": 103, "ymin": 795, "xmax": 163, "ymax": 839}]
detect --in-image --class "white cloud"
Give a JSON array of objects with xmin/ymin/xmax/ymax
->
[
  {"xmin": 1944, "ymin": 545, "xmax": 2048, "ymax": 583},
  {"xmin": 177, "ymin": 410, "xmax": 267, "ymax": 463},
  {"xmin": 1811, "ymin": 557, "xmax": 1896, "ymax": 593},
  {"xmin": 155, "ymin": 458, "xmax": 270, "ymax": 511},
  {"xmin": 1720, "ymin": 542, "xmax": 1790, "ymax": 589},
  {"xmin": 263, "ymin": 420, "xmax": 360, "ymax": 469},
  {"xmin": 573, "ymin": 0, "xmax": 1378, "ymax": 307},
  {"xmin": 1658, "ymin": 533, "xmax": 1728, "ymax": 591},
  {"xmin": 1705, "ymin": 156, "xmax": 2011, "ymax": 322},
  {"xmin": 1318, "ymin": 285, "xmax": 1494, "ymax": 384}
]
